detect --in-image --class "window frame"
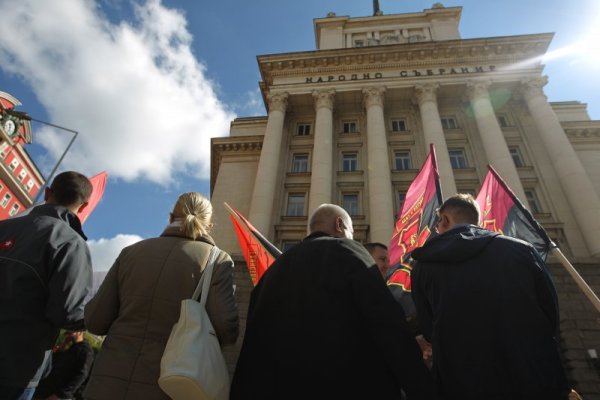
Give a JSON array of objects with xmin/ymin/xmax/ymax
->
[
  {"xmin": 441, "ymin": 116, "xmax": 459, "ymax": 130},
  {"xmin": 448, "ymin": 149, "xmax": 468, "ymax": 169},
  {"xmin": 524, "ymin": 190, "xmax": 542, "ymax": 214},
  {"xmin": 296, "ymin": 123, "xmax": 312, "ymax": 136},
  {"xmin": 9, "ymin": 203, "xmax": 19, "ymax": 216},
  {"xmin": 286, "ymin": 193, "xmax": 306, "ymax": 217},
  {"xmin": 1, "ymin": 193, "xmax": 11, "ymax": 208},
  {"xmin": 394, "ymin": 151, "xmax": 412, "ymax": 171},
  {"xmin": 342, "ymin": 120, "xmax": 358, "ymax": 134},
  {"xmin": 391, "ymin": 118, "xmax": 408, "ymax": 132},
  {"xmin": 291, "ymin": 153, "xmax": 309, "ymax": 173},
  {"xmin": 509, "ymin": 146, "xmax": 525, "ymax": 168},
  {"xmin": 341, "ymin": 192, "xmax": 360, "ymax": 216},
  {"xmin": 342, "ymin": 152, "xmax": 359, "ymax": 172}
]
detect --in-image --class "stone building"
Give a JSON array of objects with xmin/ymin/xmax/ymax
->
[{"xmin": 210, "ymin": 4, "xmax": 600, "ymax": 396}]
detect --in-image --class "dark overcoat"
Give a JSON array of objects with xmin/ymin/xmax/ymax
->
[{"xmin": 231, "ymin": 232, "xmax": 433, "ymax": 400}]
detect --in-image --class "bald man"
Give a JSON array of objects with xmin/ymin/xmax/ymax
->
[{"xmin": 231, "ymin": 204, "xmax": 433, "ymax": 400}]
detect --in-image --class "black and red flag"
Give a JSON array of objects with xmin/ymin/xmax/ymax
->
[
  {"xmin": 475, "ymin": 164, "xmax": 556, "ymax": 260},
  {"xmin": 224, "ymin": 202, "xmax": 282, "ymax": 286},
  {"xmin": 387, "ymin": 144, "xmax": 443, "ymax": 317}
]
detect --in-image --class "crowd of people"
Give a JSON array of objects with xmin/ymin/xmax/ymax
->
[{"xmin": 0, "ymin": 170, "xmax": 578, "ymax": 399}]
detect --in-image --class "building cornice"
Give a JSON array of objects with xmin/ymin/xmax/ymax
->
[
  {"xmin": 562, "ymin": 121, "xmax": 600, "ymax": 143},
  {"xmin": 258, "ymin": 33, "xmax": 553, "ymax": 86},
  {"xmin": 210, "ymin": 135, "xmax": 264, "ymax": 194}
]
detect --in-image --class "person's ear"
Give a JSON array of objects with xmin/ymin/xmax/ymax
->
[
  {"xmin": 44, "ymin": 187, "xmax": 52, "ymax": 202},
  {"xmin": 335, "ymin": 216, "xmax": 343, "ymax": 234},
  {"xmin": 76, "ymin": 201, "xmax": 89, "ymax": 214}
]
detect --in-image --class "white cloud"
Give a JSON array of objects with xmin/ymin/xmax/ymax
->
[
  {"xmin": 0, "ymin": 0, "xmax": 235, "ymax": 184},
  {"xmin": 88, "ymin": 234, "xmax": 143, "ymax": 271}
]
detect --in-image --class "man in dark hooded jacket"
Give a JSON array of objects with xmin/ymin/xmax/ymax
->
[
  {"xmin": 0, "ymin": 171, "xmax": 93, "ymax": 400},
  {"xmin": 411, "ymin": 193, "xmax": 570, "ymax": 400}
]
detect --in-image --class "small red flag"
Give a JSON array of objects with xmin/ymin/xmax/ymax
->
[
  {"xmin": 78, "ymin": 171, "xmax": 107, "ymax": 224},
  {"xmin": 224, "ymin": 202, "xmax": 281, "ymax": 286},
  {"xmin": 475, "ymin": 165, "xmax": 555, "ymax": 260},
  {"xmin": 387, "ymin": 144, "xmax": 443, "ymax": 316}
]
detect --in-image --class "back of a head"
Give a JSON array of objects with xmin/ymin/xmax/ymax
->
[
  {"xmin": 308, "ymin": 203, "xmax": 351, "ymax": 236},
  {"xmin": 171, "ymin": 192, "xmax": 213, "ymax": 240},
  {"xmin": 439, "ymin": 193, "xmax": 480, "ymax": 225},
  {"xmin": 364, "ymin": 242, "xmax": 387, "ymax": 254},
  {"xmin": 49, "ymin": 171, "xmax": 93, "ymax": 207}
]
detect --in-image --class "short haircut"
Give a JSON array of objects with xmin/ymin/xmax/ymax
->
[
  {"xmin": 438, "ymin": 193, "xmax": 480, "ymax": 225},
  {"xmin": 50, "ymin": 171, "xmax": 93, "ymax": 207},
  {"xmin": 308, "ymin": 204, "xmax": 350, "ymax": 233},
  {"xmin": 364, "ymin": 242, "xmax": 388, "ymax": 254}
]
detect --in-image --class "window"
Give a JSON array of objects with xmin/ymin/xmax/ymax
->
[
  {"xmin": 449, "ymin": 149, "xmax": 468, "ymax": 169},
  {"xmin": 509, "ymin": 146, "xmax": 525, "ymax": 168},
  {"xmin": 0, "ymin": 142, "xmax": 8, "ymax": 158},
  {"xmin": 342, "ymin": 153, "xmax": 358, "ymax": 172},
  {"xmin": 394, "ymin": 151, "xmax": 412, "ymax": 170},
  {"xmin": 441, "ymin": 117, "xmax": 458, "ymax": 130},
  {"xmin": 525, "ymin": 190, "xmax": 542, "ymax": 214},
  {"xmin": 391, "ymin": 119, "xmax": 407, "ymax": 132},
  {"xmin": 342, "ymin": 193, "xmax": 359, "ymax": 216},
  {"xmin": 342, "ymin": 121, "xmax": 358, "ymax": 134},
  {"xmin": 26, "ymin": 180, "xmax": 34, "ymax": 191},
  {"xmin": 286, "ymin": 194, "xmax": 305, "ymax": 216},
  {"xmin": 9, "ymin": 203, "xmax": 19, "ymax": 216},
  {"xmin": 18, "ymin": 170, "xmax": 26, "ymax": 181},
  {"xmin": 291, "ymin": 154, "xmax": 309, "ymax": 173},
  {"xmin": 297, "ymin": 123, "xmax": 311, "ymax": 136},
  {"xmin": 354, "ymin": 40, "xmax": 364, "ymax": 47},
  {"xmin": 497, "ymin": 115, "xmax": 511, "ymax": 128},
  {"xmin": 1, "ymin": 193, "xmax": 11, "ymax": 207},
  {"xmin": 9, "ymin": 159, "xmax": 19, "ymax": 171}
]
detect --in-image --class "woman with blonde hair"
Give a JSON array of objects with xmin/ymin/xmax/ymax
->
[{"xmin": 83, "ymin": 192, "xmax": 239, "ymax": 400}]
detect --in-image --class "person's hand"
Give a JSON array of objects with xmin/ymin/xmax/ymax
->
[
  {"xmin": 569, "ymin": 389, "xmax": 583, "ymax": 400},
  {"xmin": 415, "ymin": 335, "xmax": 433, "ymax": 369}
]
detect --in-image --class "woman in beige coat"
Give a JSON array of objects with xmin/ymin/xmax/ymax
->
[{"xmin": 83, "ymin": 192, "xmax": 239, "ymax": 400}]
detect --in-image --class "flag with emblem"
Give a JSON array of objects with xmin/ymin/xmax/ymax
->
[
  {"xmin": 77, "ymin": 171, "xmax": 108, "ymax": 224},
  {"xmin": 224, "ymin": 202, "xmax": 282, "ymax": 286},
  {"xmin": 475, "ymin": 164, "xmax": 555, "ymax": 260},
  {"xmin": 387, "ymin": 144, "xmax": 443, "ymax": 318}
]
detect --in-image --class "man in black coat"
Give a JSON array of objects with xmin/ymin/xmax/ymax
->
[
  {"xmin": 411, "ymin": 194, "xmax": 570, "ymax": 400},
  {"xmin": 231, "ymin": 204, "xmax": 433, "ymax": 400}
]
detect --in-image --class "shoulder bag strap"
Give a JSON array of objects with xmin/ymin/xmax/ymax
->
[{"xmin": 191, "ymin": 245, "xmax": 220, "ymax": 304}]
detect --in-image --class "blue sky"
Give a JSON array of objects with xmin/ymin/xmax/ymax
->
[{"xmin": 1, "ymin": 0, "xmax": 599, "ymax": 270}]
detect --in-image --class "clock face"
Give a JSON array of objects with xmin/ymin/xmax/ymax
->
[{"xmin": 3, "ymin": 119, "xmax": 16, "ymax": 136}]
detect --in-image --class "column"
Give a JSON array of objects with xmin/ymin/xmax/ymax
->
[
  {"xmin": 466, "ymin": 79, "xmax": 528, "ymax": 203},
  {"xmin": 363, "ymin": 86, "xmax": 395, "ymax": 244},
  {"xmin": 521, "ymin": 77, "xmax": 600, "ymax": 257},
  {"xmin": 248, "ymin": 92, "xmax": 288, "ymax": 235},
  {"xmin": 307, "ymin": 89, "xmax": 335, "ymax": 216},
  {"xmin": 414, "ymin": 83, "xmax": 457, "ymax": 196}
]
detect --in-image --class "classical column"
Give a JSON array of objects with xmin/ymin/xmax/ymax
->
[
  {"xmin": 248, "ymin": 92, "xmax": 288, "ymax": 235},
  {"xmin": 363, "ymin": 86, "xmax": 395, "ymax": 244},
  {"xmin": 414, "ymin": 83, "xmax": 457, "ymax": 196},
  {"xmin": 466, "ymin": 80, "xmax": 528, "ymax": 203},
  {"xmin": 307, "ymin": 89, "xmax": 335, "ymax": 216},
  {"xmin": 522, "ymin": 76, "xmax": 600, "ymax": 257}
]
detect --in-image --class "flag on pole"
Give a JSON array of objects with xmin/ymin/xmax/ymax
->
[
  {"xmin": 387, "ymin": 144, "xmax": 443, "ymax": 316},
  {"xmin": 78, "ymin": 171, "xmax": 107, "ymax": 224},
  {"xmin": 475, "ymin": 164, "xmax": 555, "ymax": 260},
  {"xmin": 224, "ymin": 202, "xmax": 282, "ymax": 286}
]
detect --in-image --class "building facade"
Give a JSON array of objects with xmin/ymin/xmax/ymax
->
[
  {"xmin": 0, "ymin": 91, "xmax": 44, "ymax": 220},
  {"xmin": 211, "ymin": 4, "xmax": 600, "ymax": 396}
]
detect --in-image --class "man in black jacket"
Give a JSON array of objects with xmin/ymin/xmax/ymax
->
[
  {"xmin": 411, "ymin": 194, "xmax": 570, "ymax": 399},
  {"xmin": 231, "ymin": 204, "xmax": 433, "ymax": 400},
  {"xmin": 0, "ymin": 171, "xmax": 93, "ymax": 400}
]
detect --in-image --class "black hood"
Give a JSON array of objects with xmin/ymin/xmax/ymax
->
[{"xmin": 412, "ymin": 225, "xmax": 499, "ymax": 263}]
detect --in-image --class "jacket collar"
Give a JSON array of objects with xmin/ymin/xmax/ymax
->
[
  {"xmin": 30, "ymin": 204, "xmax": 87, "ymax": 240},
  {"xmin": 160, "ymin": 225, "xmax": 216, "ymax": 246},
  {"xmin": 304, "ymin": 231, "xmax": 335, "ymax": 240}
]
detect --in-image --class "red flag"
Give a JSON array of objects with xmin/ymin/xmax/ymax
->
[
  {"xmin": 476, "ymin": 165, "xmax": 555, "ymax": 260},
  {"xmin": 224, "ymin": 202, "xmax": 282, "ymax": 286},
  {"xmin": 78, "ymin": 171, "xmax": 107, "ymax": 224},
  {"xmin": 387, "ymin": 144, "xmax": 443, "ymax": 317}
]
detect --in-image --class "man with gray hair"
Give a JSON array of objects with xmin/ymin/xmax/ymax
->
[
  {"xmin": 411, "ymin": 193, "xmax": 570, "ymax": 399},
  {"xmin": 231, "ymin": 203, "xmax": 433, "ymax": 400}
]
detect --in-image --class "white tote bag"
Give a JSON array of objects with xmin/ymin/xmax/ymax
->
[{"xmin": 158, "ymin": 246, "xmax": 230, "ymax": 400}]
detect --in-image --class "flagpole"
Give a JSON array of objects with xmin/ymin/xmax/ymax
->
[{"xmin": 551, "ymin": 248, "xmax": 600, "ymax": 313}]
